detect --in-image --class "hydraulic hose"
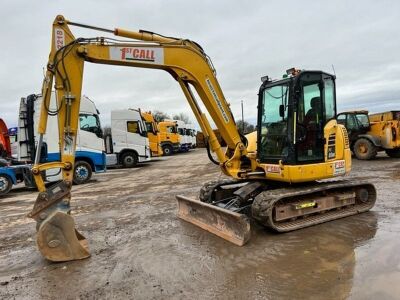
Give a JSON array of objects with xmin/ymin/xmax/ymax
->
[{"xmin": 206, "ymin": 139, "xmax": 220, "ymax": 165}]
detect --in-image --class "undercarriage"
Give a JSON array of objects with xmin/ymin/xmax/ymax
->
[{"xmin": 176, "ymin": 179, "xmax": 376, "ymax": 245}]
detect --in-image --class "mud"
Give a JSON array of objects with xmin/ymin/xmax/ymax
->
[{"xmin": 0, "ymin": 150, "xmax": 399, "ymax": 299}]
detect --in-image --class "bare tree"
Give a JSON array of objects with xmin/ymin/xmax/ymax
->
[
  {"xmin": 172, "ymin": 112, "xmax": 190, "ymax": 123},
  {"xmin": 153, "ymin": 110, "xmax": 170, "ymax": 122},
  {"xmin": 236, "ymin": 120, "xmax": 255, "ymax": 135}
]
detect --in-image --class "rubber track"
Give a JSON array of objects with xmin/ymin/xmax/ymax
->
[{"xmin": 251, "ymin": 179, "xmax": 376, "ymax": 232}]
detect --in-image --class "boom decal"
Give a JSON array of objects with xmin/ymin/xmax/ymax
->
[
  {"xmin": 54, "ymin": 28, "xmax": 65, "ymax": 50},
  {"xmin": 205, "ymin": 78, "xmax": 229, "ymax": 123},
  {"xmin": 109, "ymin": 47, "xmax": 164, "ymax": 64}
]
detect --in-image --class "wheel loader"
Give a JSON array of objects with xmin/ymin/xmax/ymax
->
[
  {"xmin": 28, "ymin": 15, "xmax": 376, "ymax": 262},
  {"xmin": 337, "ymin": 110, "xmax": 400, "ymax": 159}
]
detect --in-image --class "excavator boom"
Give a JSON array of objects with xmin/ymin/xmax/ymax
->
[{"xmin": 30, "ymin": 15, "xmax": 250, "ymax": 261}]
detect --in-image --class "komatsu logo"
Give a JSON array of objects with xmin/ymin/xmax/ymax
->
[
  {"xmin": 205, "ymin": 78, "xmax": 229, "ymax": 123},
  {"xmin": 110, "ymin": 47, "xmax": 164, "ymax": 64}
]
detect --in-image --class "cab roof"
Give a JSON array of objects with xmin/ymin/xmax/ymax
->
[{"xmin": 338, "ymin": 110, "xmax": 369, "ymax": 115}]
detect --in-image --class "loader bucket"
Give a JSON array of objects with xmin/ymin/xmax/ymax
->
[
  {"xmin": 176, "ymin": 195, "xmax": 251, "ymax": 246},
  {"xmin": 36, "ymin": 211, "xmax": 90, "ymax": 262}
]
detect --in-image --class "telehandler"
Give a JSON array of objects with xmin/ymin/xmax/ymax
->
[
  {"xmin": 337, "ymin": 110, "xmax": 400, "ymax": 159},
  {"xmin": 29, "ymin": 15, "xmax": 376, "ymax": 262}
]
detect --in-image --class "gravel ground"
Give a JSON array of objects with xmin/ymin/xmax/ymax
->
[{"xmin": 0, "ymin": 149, "xmax": 399, "ymax": 299}]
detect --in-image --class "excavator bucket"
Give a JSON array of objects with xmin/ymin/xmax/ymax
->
[
  {"xmin": 176, "ymin": 195, "xmax": 251, "ymax": 246},
  {"xmin": 36, "ymin": 211, "xmax": 90, "ymax": 262}
]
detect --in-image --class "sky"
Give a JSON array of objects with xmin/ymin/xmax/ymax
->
[{"xmin": 1, "ymin": 0, "xmax": 399, "ymax": 128}]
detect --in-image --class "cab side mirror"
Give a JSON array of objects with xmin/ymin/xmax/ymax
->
[{"xmin": 96, "ymin": 128, "xmax": 103, "ymax": 138}]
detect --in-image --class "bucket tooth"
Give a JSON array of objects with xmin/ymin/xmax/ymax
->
[
  {"xmin": 176, "ymin": 195, "xmax": 251, "ymax": 246},
  {"xmin": 36, "ymin": 211, "xmax": 90, "ymax": 262}
]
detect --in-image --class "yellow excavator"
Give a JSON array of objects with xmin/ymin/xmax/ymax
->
[{"xmin": 29, "ymin": 15, "xmax": 376, "ymax": 262}]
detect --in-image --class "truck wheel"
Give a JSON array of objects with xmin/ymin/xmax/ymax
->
[
  {"xmin": 385, "ymin": 149, "xmax": 400, "ymax": 158},
  {"xmin": 0, "ymin": 174, "xmax": 12, "ymax": 195},
  {"xmin": 162, "ymin": 145, "xmax": 173, "ymax": 156},
  {"xmin": 73, "ymin": 161, "xmax": 93, "ymax": 185},
  {"xmin": 121, "ymin": 152, "xmax": 138, "ymax": 168},
  {"xmin": 354, "ymin": 138, "xmax": 377, "ymax": 160}
]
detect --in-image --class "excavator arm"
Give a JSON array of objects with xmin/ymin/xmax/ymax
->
[{"xmin": 29, "ymin": 15, "xmax": 251, "ymax": 261}]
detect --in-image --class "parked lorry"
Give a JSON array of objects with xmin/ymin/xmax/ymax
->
[
  {"xmin": 157, "ymin": 120, "xmax": 180, "ymax": 155},
  {"xmin": 337, "ymin": 110, "xmax": 400, "ymax": 159},
  {"xmin": 104, "ymin": 109, "xmax": 151, "ymax": 167},
  {"xmin": 18, "ymin": 94, "xmax": 106, "ymax": 184},
  {"xmin": 140, "ymin": 111, "xmax": 163, "ymax": 157},
  {"xmin": 186, "ymin": 123, "xmax": 197, "ymax": 148},
  {"xmin": 0, "ymin": 118, "xmax": 35, "ymax": 195},
  {"xmin": 167, "ymin": 119, "xmax": 192, "ymax": 151}
]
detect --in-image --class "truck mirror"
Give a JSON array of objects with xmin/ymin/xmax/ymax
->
[{"xmin": 96, "ymin": 128, "xmax": 103, "ymax": 138}]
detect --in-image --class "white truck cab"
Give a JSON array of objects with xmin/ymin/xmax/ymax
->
[
  {"xmin": 177, "ymin": 120, "xmax": 192, "ymax": 151},
  {"xmin": 105, "ymin": 109, "xmax": 151, "ymax": 167},
  {"xmin": 18, "ymin": 93, "xmax": 106, "ymax": 184},
  {"xmin": 186, "ymin": 123, "xmax": 197, "ymax": 148}
]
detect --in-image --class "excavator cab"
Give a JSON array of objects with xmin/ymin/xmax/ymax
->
[{"xmin": 258, "ymin": 70, "xmax": 336, "ymax": 164}]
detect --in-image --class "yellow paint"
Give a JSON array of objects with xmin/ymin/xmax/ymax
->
[
  {"xmin": 295, "ymin": 202, "xmax": 316, "ymax": 209},
  {"xmin": 369, "ymin": 114, "xmax": 400, "ymax": 149}
]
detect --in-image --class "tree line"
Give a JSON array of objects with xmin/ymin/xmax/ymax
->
[{"xmin": 103, "ymin": 111, "xmax": 255, "ymax": 135}]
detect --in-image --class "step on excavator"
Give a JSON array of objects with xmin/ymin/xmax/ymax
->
[{"xmin": 29, "ymin": 15, "xmax": 376, "ymax": 262}]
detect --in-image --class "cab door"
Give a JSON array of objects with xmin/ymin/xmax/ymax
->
[{"xmin": 296, "ymin": 74, "xmax": 336, "ymax": 163}]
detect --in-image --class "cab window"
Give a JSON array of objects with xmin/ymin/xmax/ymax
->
[
  {"xmin": 355, "ymin": 114, "xmax": 369, "ymax": 127},
  {"xmin": 145, "ymin": 122, "xmax": 153, "ymax": 133},
  {"xmin": 167, "ymin": 126, "xmax": 176, "ymax": 133},
  {"xmin": 80, "ymin": 114, "xmax": 103, "ymax": 138},
  {"xmin": 127, "ymin": 121, "xmax": 140, "ymax": 134},
  {"xmin": 296, "ymin": 74, "xmax": 335, "ymax": 162},
  {"xmin": 346, "ymin": 115, "xmax": 357, "ymax": 130},
  {"xmin": 337, "ymin": 114, "xmax": 346, "ymax": 125},
  {"xmin": 259, "ymin": 83, "xmax": 289, "ymax": 160}
]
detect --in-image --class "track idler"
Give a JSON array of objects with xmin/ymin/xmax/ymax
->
[
  {"xmin": 28, "ymin": 181, "xmax": 90, "ymax": 262},
  {"xmin": 176, "ymin": 195, "xmax": 251, "ymax": 246}
]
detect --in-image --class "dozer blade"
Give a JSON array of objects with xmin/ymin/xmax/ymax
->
[
  {"xmin": 37, "ymin": 211, "xmax": 90, "ymax": 262},
  {"xmin": 176, "ymin": 195, "xmax": 251, "ymax": 246}
]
